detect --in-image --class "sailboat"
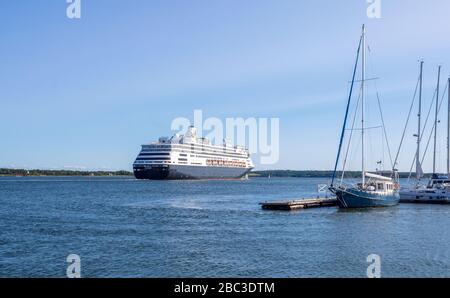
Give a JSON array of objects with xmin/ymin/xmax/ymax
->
[
  {"xmin": 399, "ymin": 63, "xmax": 450, "ymax": 203},
  {"xmin": 329, "ymin": 25, "xmax": 400, "ymax": 208}
]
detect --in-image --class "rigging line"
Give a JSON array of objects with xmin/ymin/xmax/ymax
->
[
  {"xmin": 330, "ymin": 34, "xmax": 363, "ymax": 187},
  {"xmin": 393, "ymin": 75, "xmax": 420, "ymax": 171},
  {"xmin": 407, "ymin": 154, "xmax": 415, "ymax": 181},
  {"xmin": 407, "ymin": 81, "xmax": 438, "ymax": 179},
  {"xmin": 366, "ymin": 40, "xmax": 394, "ymax": 173},
  {"xmin": 420, "ymin": 81, "xmax": 449, "ymax": 166},
  {"xmin": 346, "ymin": 125, "xmax": 382, "ymax": 130},
  {"xmin": 340, "ymin": 85, "xmax": 362, "ymax": 183},
  {"xmin": 382, "ymin": 122, "xmax": 385, "ymax": 172},
  {"xmin": 407, "ymin": 81, "xmax": 449, "ymax": 180},
  {"xmin": 343, "ymin": 130, "xmax": 363, "ymax": 182},
  {"xmin": 420, "ymin": 87, "xmax": 438, "ymax": 145},
  {"xmin": 376, "ymin": 92, "xmax": 394, "ymax": 169}
]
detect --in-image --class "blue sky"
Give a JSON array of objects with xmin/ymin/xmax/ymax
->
[{"xmin": 1, "ymin": 0, "xmax": 450, "ymax": 171}]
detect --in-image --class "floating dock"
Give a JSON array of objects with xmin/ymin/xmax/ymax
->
[
  {"xmin": 260, "ymin": 197, "xmax": 338, "ymax": 210},
  {"xmin": 260, "ymin": 196, "xmax": 450, "ymax": 210}
]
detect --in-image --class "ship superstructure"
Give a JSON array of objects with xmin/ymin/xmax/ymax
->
[{"xmin": 133, "ymin": 126, "xmax": 254, "ymax": 179}]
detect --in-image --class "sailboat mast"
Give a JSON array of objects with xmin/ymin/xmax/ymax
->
[
  {"xmin": 433, "ymin": 65, "xmax": 441, "ymax": 175},
  {"xmin": 416, "ymin": 61, "xmax": 424, "ymax": 184},
  {"xmin": 361, "ymin": 24, "xmax": 366, "ymax": 186},
  {"xmin": 330, "ymin": 32, "xmax": 363, "ymax": 187},
  {"xmin": 447, "ymin": 76, "xmax": 450, "ymax": 176}
]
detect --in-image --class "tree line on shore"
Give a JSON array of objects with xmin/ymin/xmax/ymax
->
[
  {"xmin": 1, "ymin": 168, "xmax": 426, "ymax": 178},
  {"xmin": 0, "ymin": 168, "xmax": 132, "ymax": 176},
  {"xmin": 250, "ymin": 170, "xmax": 424, "ymax": 178}
]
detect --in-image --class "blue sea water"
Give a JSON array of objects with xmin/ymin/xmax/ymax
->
[{"xmin": 0, "ymin": 176, "xmax": 449, "ymax": 277}]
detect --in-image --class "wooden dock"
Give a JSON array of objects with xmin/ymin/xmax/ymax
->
[{"xmin": 260, "ymin": 197, "xmax": 338, "ymax": 210}]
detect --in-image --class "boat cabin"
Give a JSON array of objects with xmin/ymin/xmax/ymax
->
[
  {"xmin": 358, "ymin": 172, "xmax": 397, "ymax": 194},
  {"xmin": 427, "ymin": 174, "xmax": 450, "ymax": 189}
]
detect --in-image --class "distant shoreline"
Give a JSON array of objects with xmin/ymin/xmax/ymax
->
[
  {"xmin": 0, "ymin": 168, "xmax": 426, "ymax": 178},
  {"xmin": 250, "ymin": 170, "xmax": 423, "ymax": 179},
  {"xmin": 0, "ymin": 168, "xmax": 133, "ymax": 177}
]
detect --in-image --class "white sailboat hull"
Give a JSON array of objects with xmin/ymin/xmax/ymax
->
[{"xmin": 399, "ymin": 189, "xmax": 450, "ymax": 203}]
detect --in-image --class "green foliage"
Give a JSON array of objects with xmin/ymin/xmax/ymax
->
[
  {"xmin": 0, "ymin": 168, "xmax": 426, "ymax": 178},
  {"xmin": 0, "ymin": 168, "xmax": 133, "ymax": 176}
]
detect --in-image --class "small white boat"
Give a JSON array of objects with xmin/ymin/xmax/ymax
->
[
  {"xmin": 399, "ymin": 61, "xmax": 450, "ymax": 203},
  {"xmin": 400, "ymin": 174, "xmax": 450, "ymax": 203}
]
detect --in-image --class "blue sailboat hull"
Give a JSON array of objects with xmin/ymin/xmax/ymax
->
[{"xmin": 332, "ymin": 187, "xmax": 400, "ymax": 208}]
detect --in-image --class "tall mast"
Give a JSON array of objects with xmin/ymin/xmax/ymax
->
[
  {"xmin": 433, "ymin": 65, "xmax": 441, "ymax": 175},
  {"xmin": 330, "ymin": 30, "xmax": 363, "ymax": 187},
  {"xmin": 447, "ymin": 76, "xmax": 450, "ymax": 176},
  {"xmin": 416, "ymin": 61, "xmax": 424, "ymax": 184},
  {"xmin": 361, "ymin": 24, "xmax": 366, "ymax": 186}
]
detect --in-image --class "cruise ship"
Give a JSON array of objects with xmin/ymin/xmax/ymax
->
[{"xmin": 133, "ymin": 126, "xmax": 254, "ymax": 179}]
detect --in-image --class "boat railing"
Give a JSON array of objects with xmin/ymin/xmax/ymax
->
[{"xmin": 335, "ymin": 181, "xmax": 357, "ymax": 190}]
